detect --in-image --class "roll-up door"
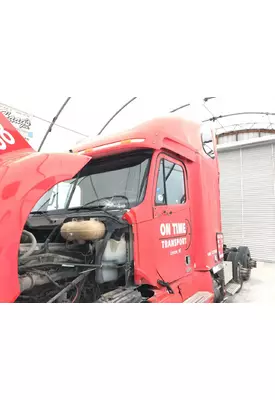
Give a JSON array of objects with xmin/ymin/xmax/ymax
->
[
  {"xmin": 219, "ymin": 149, "xmax": 243, "ymax": 249},
  {"xmin": 218, "ymin": 143, "xmax": 275, "ymax": 261}
]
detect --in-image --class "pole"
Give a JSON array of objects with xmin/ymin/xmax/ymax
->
[
  {"xmin": 38, "ymin": 97, "xmax": 72, "ymax": 151},
  {"xmin": 97, "ymin": 97, "xmax": 137, "ymax": 136}
]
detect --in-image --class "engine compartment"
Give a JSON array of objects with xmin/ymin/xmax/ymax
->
[
  {"xmin": 14, "ymin": 150, "xmax": 156, "ymax": 303},
  {"xmin": 17, "ymin": 211, "xmax": 138, "ymax": 303}
]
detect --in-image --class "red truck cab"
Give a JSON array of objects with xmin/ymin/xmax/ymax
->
[
  {"xmin": 72, "ymin": 116, "xmax": 222, "ymax": 302},
  {"xmin": 0, "ymin": 113, "xmax": 255, "ymax": 303}
]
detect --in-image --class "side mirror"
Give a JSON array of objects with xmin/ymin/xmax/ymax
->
[{"xmin": 201, "ymin": 123, "xmax": 215, "ymax": 158}]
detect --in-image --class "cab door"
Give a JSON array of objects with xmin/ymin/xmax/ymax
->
[{"xmin": 153, "ymin": 154, "xmax": 193, "ymax": 284}]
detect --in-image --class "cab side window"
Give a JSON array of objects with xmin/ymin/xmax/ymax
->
[{"xmin": 155, "ymin": 159, "xmax": 186, "ymax": 205}]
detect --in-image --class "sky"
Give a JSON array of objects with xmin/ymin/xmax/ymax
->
[{"xmin": 0, "ymin": 0, "xmax": 274, "ymax": 151}]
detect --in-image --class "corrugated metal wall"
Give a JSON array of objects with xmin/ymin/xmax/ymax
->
[
  {"xmin": 217, "ymin": 131, "xmax": 275, "ymax": 145},
  {"xmin": 218, "ymin": 131, "xmax": 261, "ymax": 144},
  {"xmin": 219, "ymin": 143, "xmax": 275, "ymax": 261}
]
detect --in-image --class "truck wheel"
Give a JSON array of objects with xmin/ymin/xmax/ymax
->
[
  {"xmin": 240, "ymin": 266, "xmax": 251, "ymax": 281},
  {"xmin": 236, "ymin": 246, "xmax": 251, "ymax": 282}
]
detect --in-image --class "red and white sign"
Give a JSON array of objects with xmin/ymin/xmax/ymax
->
[
  {"xmin": 0, "ymin": 112, "xmax": 34, "ymax": 154},
  {"xmin": 0, "ymin": 103, "xmax": 33, "ymax": 142}
]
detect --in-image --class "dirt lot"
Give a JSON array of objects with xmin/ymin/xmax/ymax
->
[{"xmin": 228, "ymin": 262, "xmax": 275, "ymax": 303}]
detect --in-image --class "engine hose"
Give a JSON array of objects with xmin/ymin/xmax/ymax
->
[
  {"xmin": 41, "ymin": 223, "xmax": 63, "ymax": 253},
  {"xmin": 19, "ymin": 230, "xmax": 37, "ymax": 261}
]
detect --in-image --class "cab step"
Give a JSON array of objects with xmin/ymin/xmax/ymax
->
[
  {"xmin": 184, "ymin": 291, "xmax": 214, "ymax": 303},
  {"xmin": 226, "ymin": 282, "xmax": 241, "ymax": 296}
]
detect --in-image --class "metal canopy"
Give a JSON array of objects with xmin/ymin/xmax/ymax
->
[
  {"xmin": 199, "ymin": 98, "xmax": 275, "ymax": 136},
  {"xmin": 2, "ymin": 95, "xmax": 275, "ymax": 146}
]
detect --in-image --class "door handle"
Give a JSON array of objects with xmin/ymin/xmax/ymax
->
[{"xmin": 162, "ymin": 210, "xmax": 172, "ymax": 215}]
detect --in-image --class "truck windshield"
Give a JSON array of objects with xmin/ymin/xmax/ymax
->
[{"xmin": 31, "ymin": 151, "xmax": 152, "ymax": 213}]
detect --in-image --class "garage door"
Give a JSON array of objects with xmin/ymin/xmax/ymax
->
[{"xmin": 218, "ymin": 143, "xmax": 275, "ymax": 261}]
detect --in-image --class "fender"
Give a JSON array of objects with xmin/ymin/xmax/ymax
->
[{"xmin": 0, "ymin": 113, "xmax": 91, "ymax": 302}]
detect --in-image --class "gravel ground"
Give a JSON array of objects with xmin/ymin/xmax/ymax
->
[{"xmin": 228, "ymin": 262, "xmax": 275, "ymax": 303}]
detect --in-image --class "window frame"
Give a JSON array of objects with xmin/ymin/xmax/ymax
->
[
  {"xmin": 154, "ymin": 153, "xmax": 188, "ymax": 207},
  {"xmin": 31, "ymin": 150, "xmax": 153, "ymax": 215}
]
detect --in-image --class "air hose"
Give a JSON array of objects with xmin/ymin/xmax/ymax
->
[{"xmin": 19, "ymin": 230, "xmax": 37, "ymax": 261}]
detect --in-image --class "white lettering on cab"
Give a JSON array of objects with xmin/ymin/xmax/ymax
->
[
  {"xmin": 160, "ymin": 222, "xmax": 186, "ymax": 236},
  {"xmin": 160, "ymin": 222, "xmax": 188, "ymax": 252},
  {"xmin": 160, "ymin": 223, "xmax": 171, "ymax": 236}
]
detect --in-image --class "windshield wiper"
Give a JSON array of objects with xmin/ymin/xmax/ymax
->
[
  {"xmin": 30, "ymin": 192, "xmax": 57, "ymax": 223},
  {"xmin": 67, "ymin": 205, "xmax": 119, "ymax": 219},
  {"xmin": 69, "ymin": 205, "xmax": 106, "ymax": 210},
  {"xmin": 29, "ymin": 211, "xmax": 54, "ymax": 224},
  {"xmin": 68, "ymin": 196, "xmax": 130, "ymax": 218},
  {"xmin": 32, "ymin": 192, "xmax": 57, "ymax": 213},
  {"xmin": 81, "ymin": 196, "xmax": 130, "ymax": 209}
]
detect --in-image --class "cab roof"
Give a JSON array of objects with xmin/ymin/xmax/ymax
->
[{"xmin": 72, "ymin": 116, "xmax": 203, "ymax": 161}]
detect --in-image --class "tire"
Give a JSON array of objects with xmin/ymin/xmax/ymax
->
[
  {"xmin": 236, "ymin": 246, "xmax": 251, "ymax": 282},
  {"xmin": 240, "ymin": 266, "xmax": 251, "ymax": 281}
]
